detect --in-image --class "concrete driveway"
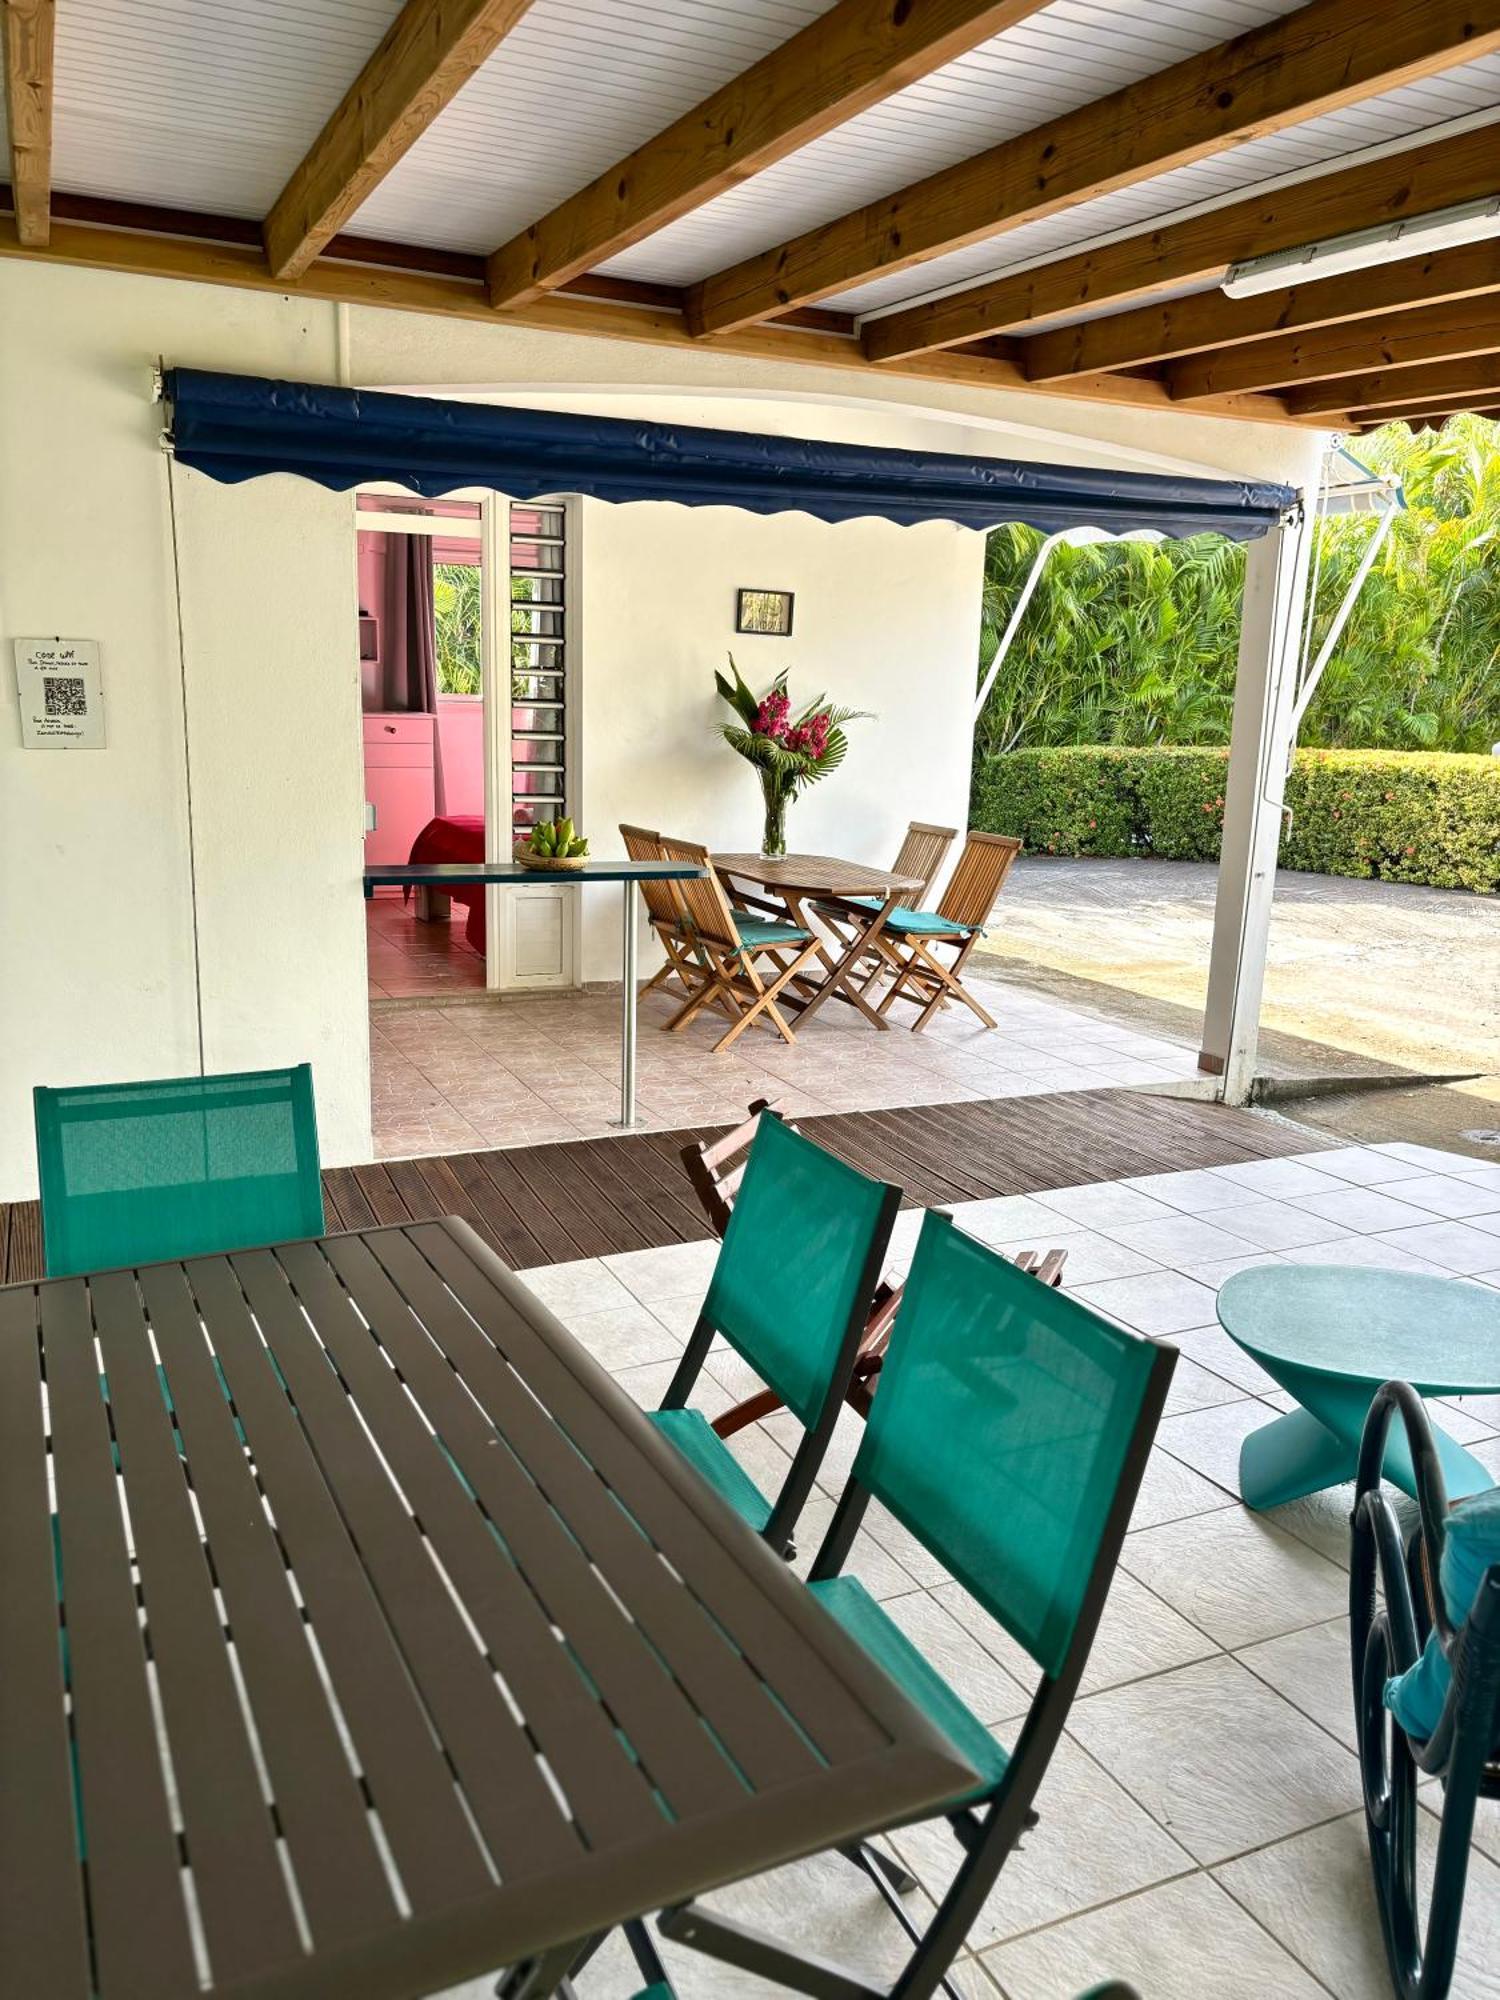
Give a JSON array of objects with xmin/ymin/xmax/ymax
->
[{"xmin": 978, "ymin": 856, "xmax": 1500, "ymax": 1080}]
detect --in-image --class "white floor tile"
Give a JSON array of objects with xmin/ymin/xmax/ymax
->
[
  {"xmin": 1372, "ymin": 1221, "xmax": 1500, "ymax": 1275},
  {"xmin": 981, "ymin": 1872, "xmax": 1327, "ymax": 2000},
  {"xmin": 1208, "ymin": 1199, "xmax": 1349, "ymax": 1251},
  {"xmin": 1235, "ymin": 1616, "xmax": 1356, "ymax": 1750},
  {"xmin": 1216, "ymin": 1808, "xmax": 1500, "ymax": 2000},
  {"xmin": 1154, "ymin": 1397, "xmax": 1269, "ymax": 1496},
  {"xmin": 1295, "ymin": 1145, "xmax": 1428, "ymax": 1187},
  {"xmin": 1032, "ymin": 1183, "xmax": 1179, "ymax": 1230},
  {"xmin": 1103, "ymin": 1215, "xmax": 1258, "ymax": 1266},
  {"xmin": 890, "ymin": 1736, "xmax": 1193, "ymax": 1949},
  {"xmin": 1375, "ymin": 1172, "xmax": 1500, "ymax": 1220},
  {"xmin": 1209, "ymin": 1158, "xmax": 1347, "ymax": 1200},
  {"xmin": 1072, "ymin": 1272, "xmax": 1220, "ymax": 1337},
  {"xmin": 1121, "ymin": 1507, "xmax": 1347, "ymax": 1651},
  {"xmin": 1119, "ymin": 1168, "xmax": 1250, "ymax": 1214},
  {"xmin": 1296, "ymin": 1185, "xmax": 1440, "ymax": 1234},
  {"xmin": 1068, "ymin": 1656, "xmax": 1361, "ymax": 1864}
]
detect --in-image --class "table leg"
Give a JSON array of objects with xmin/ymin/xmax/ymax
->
[
  {"xmin": 1238, "ymin": 1403, "xmax": 1494, "ymax": 1511},
  {"xmin": 614, "ymin": 880, "xmax": 639, "ymax": 1129},
  {"xmin": 781, "ymin": 891, "xmax": 892, "ymax": 1031}
]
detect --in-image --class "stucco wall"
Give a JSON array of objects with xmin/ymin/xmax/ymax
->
[{"xmin": 0, "ymin": 257, "xmax": 1328, "ymax": 1198}]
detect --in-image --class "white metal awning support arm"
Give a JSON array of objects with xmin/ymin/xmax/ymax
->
[
  {"xmin": 1290, "ymin": 496, "xmax": 1399, "ymax": 733},
  {"xmin": 974, "ymin": 528, "xmax": 1072, "ymax": 721}
]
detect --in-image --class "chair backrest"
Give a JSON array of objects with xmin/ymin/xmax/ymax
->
[
  {"xmin": 657, "ymin": 834, "xmax": 741, "ymax": 952},
  {"xmin": 891, "ymin": 821, "xmax": 958, "ymax": 903},
  {"xmin": 850, "ymin": 1209, "xmax": 1169, "ymax": 1678},
  {"xmin": 34, "ymin": 1065, "xmax": 325, "ymax": 1277},
  {"xmin": 703, "ymin": 1113, "xmax": 898, "ymax": 1428},
  {"xmin": 937, "ymin": 830, "xmax": 1022, "ymax": 927},
  {"xmin": 619, "ymin": 823, "xmax": 680, "ymax": 927}
]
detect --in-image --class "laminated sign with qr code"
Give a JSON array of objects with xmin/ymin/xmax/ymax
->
[{"xmin": 15, "ymin": 638, "xmax": 105, "ymax": 748}]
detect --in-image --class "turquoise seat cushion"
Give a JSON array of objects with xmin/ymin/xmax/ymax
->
[
  {"xmin": 1385, "ymin": 1482, "xmax": 1500, "ymax": 1741},
  {"xmin": 733, "ymin": 917, "xmax": 812, "ymax": 950},
  {"xmin": 648, "ymin": 1408, "xmax": 773, "ymax": 1532},
  {"xmin": 809, "ymin": 1574, "xmax": 1009, "ymax": 1807},
  {"xmin": 881, "ymin": 906, "xmax": 975, "ymax": 938}
]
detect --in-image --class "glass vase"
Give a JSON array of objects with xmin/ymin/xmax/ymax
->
[{"xmin": 760, "ymin": 777, "xmax": 789, "ymax": 859}]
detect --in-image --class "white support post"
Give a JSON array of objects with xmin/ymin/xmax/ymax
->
[{"xmin": 1199, "ymin": 506, "xmax": 1313, "ymax": 1103}]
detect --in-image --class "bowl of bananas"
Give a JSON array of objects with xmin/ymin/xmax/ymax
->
[{"xmin": 515, "ymin": 818, "xmax": 590, "ymax": 871}]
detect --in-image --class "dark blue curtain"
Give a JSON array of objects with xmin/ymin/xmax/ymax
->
[{"xmin": 165, "ymin": 368, "xmax": 1295, "ymax": 541}]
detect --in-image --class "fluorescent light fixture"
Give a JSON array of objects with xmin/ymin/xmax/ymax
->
[{"xmin": 1221, "ymin": 195, "xmax": 1500, "ymax": 298}]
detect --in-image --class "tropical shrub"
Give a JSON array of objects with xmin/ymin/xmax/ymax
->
[
  {"xmin": 971, "ymin": 747, "xmax": 1500, "ymax": 893},
  {"xmin": 974, "ymin": 415, "xmax": 1500, "ymax": 760}
]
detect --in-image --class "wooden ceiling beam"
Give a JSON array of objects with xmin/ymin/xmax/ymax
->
[
  {"xmin": 485, "ymin": 0, "xmax": 1047, "ymax": 311},
  {"xmin": 686, "ymin": 0, "xmax": 1500, "ymax": 344},
  {"xmin": 2, "ymin": 0, "xmax": 54, "ymax": 247},
  {"xmin": 1283, "ymin": 353, "xmax": 1500, "ymax": 416},
  {"xmin": 0, "ymin": 205, "xmax": 1313, "ymax": 425},
  {"xmin": 1021, "ymin": 239, "xmax": 1500, "ymax": 382},
  {"xmin": 1167, "ymin": 293, "xmax": 1500, "ymax": 400},
  {"xmin": 264, "ymin": 0, "xmax": 537, "ymax": 283},
  {"xmin": 858, "ymin": 116, "xmax": 1500, "ymax": 361},
  {"xmin": 1357, "ymin": 402, "xmax": 1500, "ymax": 428}
]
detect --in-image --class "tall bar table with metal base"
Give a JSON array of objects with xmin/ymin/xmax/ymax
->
[{"xmin": 364, "ymin": 858, "xmax": 707, "ymax": 1127}]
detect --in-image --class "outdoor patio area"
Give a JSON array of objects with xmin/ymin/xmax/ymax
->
[
  {"xmin": 435, "ymin": 1133, "xmax": 1500, "ymax": 2000},
  {"xmin": 369, "ymin": 967, "xmax": 1203, "ymax": 1157}
]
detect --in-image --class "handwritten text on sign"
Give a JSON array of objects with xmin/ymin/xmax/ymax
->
[{"xmin": 15, "ymin": 638, "xmax": 105, "ymax": 749}]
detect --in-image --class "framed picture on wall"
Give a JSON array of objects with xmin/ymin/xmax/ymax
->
[{"xmin": 735, "ymin": 587, "xmax": 795, "ymax": 636}]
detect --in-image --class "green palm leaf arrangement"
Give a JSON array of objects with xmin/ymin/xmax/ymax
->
[{"xmin": 714, "ymin": 655, "xmax": 870, "ymax": 855}]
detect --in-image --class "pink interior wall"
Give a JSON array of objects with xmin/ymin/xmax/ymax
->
[
  {"xmin": 358, "ymin": 528, "xmax": 484, "ymax": 818},
  {"xmin": 436, "ymin": 699, "xmax": 483, "ymax": 816}
]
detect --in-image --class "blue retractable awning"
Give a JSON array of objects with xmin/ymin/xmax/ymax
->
[{"xmin": 164, "ymin": 368, "xmax": 1295, "ymax": 542}]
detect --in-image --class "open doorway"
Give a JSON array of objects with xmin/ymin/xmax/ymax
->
[
  {"xmin": 356, "ymin": 492, "xmax": 578, "ymax": 1002},
  {"xmin": 359, "ymin": 493, "xmax": 488, "ymax": 999}
]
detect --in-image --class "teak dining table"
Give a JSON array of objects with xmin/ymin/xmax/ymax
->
[
  {"xmin": 714, "ymin": 852, "xmax": 923, "ymax": 1030},
  {"xmin": 0, "ymin": 1217, "xmax": 975, "ymax": 2000}
]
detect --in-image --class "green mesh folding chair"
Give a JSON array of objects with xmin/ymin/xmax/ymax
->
[
  {"xmin": 652, "ymin": 1111, "xmax": 901, "ymax": 1559},
  {"xmin": 655, "ymin": 1210, "xmax": 1175, "ymax": 2000},
  {"xmin": 34, "ymin": 1065, "xmax": 325, "ymax": 1276}
]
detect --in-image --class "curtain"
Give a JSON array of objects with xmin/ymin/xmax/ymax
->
[{"xmin": 380, "ymin": 533, "xmax": 445, "ymax": 812}]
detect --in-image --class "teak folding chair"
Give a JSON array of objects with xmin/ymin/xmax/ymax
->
[
  {"xmin": 33, "ymin": 1065, "xmax": 325, "ymax": 1276},
  {"xmin": 656, "ymin": 835, "xmax": 825, "ymax": 1054},
  {"xmin": 683, "ymin": 1098, "xmax": 1067, "ymax": 1440},
  {"xmin": 872, "ymin": 831, "xmax": 1022, "ymax": 1032},
  {"xmin": 1351, "ymin": 1382, "xmax": 1500, "ymax": 2000},
  {"xmin": 651, "ymin": 1112, "xmax": 900, "ymax": 1558},
  {"xmin": 619, "ymin": 823, "xmax": 705, "ymax": 1004},
  {"xmin": 654, "ymin": 1211, "xmax": 1175, "ymax": 2000}
]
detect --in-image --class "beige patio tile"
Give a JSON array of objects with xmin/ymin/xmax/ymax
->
[
  {"xmin": 1215, "ymin": 1808, "xmax": 1500, "ymax": 2000},
  {"xmin": 889, "ymin": 1736, "xmax": 1194, "ymax": 1949},
  {"xmin": 1235, "ymin": 1615, "xmax": 1356, "ymax": 1751},
  {"xmin": 1067, "ymin": 1656, "xmax": 1361, "ymax": 1865},
  {"xmin": 981, "ymin": 1872, "xmax": 1327, "ymax": 2000},
  {"xmin": 1120, "ymin": 1506, "xmax": 1347, "ymax": 1651}
]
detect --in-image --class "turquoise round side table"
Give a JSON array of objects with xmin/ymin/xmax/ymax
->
[{"xmin": 1216, "ymin": 1265, "xmax": 1500, "ymax": 1511}]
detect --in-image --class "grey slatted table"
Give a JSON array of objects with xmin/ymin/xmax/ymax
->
[
  {"xmin": 0, "ymin": 1218, "xmax": 973, "ymax": 2000},
  {"xmin": 363, "ymin": 860, "xmax": 708, "ymax": 1128}
]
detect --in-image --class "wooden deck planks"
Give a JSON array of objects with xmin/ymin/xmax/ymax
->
[{"xmin": 0, "ymin": 1089, "xmax": 1326, "ymax": 1285}]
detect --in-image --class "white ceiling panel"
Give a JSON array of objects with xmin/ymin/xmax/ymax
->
[
  {"xmin": 51, "ymin": 0, "xmax": 405, "ymax": 217},
  {"xmin": 594, "ymin": 0, "xmax": 1300, "ymax": 285},
  {"xmin": 346, "ymin": 0, "xmax": 836, "ymax": 252},
  {"xmin": 830, "ymin": 54, "xmax": 1500, "ymax": 318}
]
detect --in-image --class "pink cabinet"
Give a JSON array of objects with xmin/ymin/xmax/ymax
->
[{"xmin": 363, "ymin": 712, "xmax": 435, "ymax": 863}]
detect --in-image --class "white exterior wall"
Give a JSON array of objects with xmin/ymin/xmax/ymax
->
[{"xmin": 0, "ymin": 258, "xmax": 1327, "ymax": 1198}]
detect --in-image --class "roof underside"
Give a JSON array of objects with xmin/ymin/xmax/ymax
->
[{"xmin": 4, "ymin": 0, "xmax": 1500, "ymax": 433}]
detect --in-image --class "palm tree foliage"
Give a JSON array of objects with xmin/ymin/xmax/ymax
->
[{"xmin": 975, "ymin": 416, "xmax": 1500, "ymax": 760}]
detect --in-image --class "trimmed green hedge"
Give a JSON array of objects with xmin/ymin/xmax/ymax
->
[{"xmin": 970, "ymin": 747, "xmax": 1500, "ymax": 893}]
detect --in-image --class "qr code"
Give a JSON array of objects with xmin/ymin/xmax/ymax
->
[{"xmin": 43, "ymin": 676, "xmax": 87, "ymax": 717}]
